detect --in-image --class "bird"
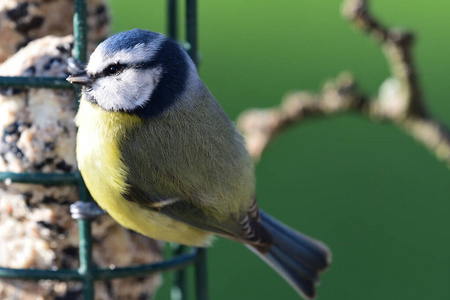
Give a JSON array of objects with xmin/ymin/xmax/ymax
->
[{"xmin": 67, "ymin": 28, "xmax": 331, "ymax": 299}]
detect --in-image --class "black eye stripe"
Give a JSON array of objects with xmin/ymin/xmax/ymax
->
[
  {"xmin": 91, "ymin": 60, "xmax": 160, "ymax": 80},
  {"xmin": 106, "ymin": 64, "xmax": 123, "ymax": 75},
  {"xmin": 101, "ymin": 62, "xmax": 126, "ymax": 77},
  {"xmin": 133, "ymin": 60, "xmax": 159, "ymax": 70}
]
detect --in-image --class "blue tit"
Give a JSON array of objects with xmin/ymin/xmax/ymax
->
[{"xmin": 67, "ymin": 29, "xmax": 331, "ymax": 299}]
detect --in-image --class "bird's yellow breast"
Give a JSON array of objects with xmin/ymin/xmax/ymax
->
[{"xmin": 75, "ymin": 99, "xmax": 212, "ymax": 246}]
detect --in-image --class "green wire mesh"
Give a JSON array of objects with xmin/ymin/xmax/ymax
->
[{"xmin": 0, "ymin": 0, "xmax": 208, "ymax": 299}]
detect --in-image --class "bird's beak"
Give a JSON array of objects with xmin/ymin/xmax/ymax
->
[{"xmin": 66, "ymin": 71, "xmax": 91, "ymax": 85}]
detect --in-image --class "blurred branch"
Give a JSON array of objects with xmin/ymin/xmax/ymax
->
[
  {"xmin": 237, "ymin": 74, "xmax": 371, "ymax": 159},
  {"xmin": 237, "ymin": 0, "xmax": 450, "ymax": 165}
]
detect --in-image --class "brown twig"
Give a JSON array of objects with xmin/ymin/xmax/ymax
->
[
  {"xmin": 342, "ymin": 0, "xmax": 426, "ymax": 118},
  {"xmin": 237, "ymin": 0, "xmax": 450, "ymax": 165},
  {"xmin": 237, "ymin": 73, "xmax": 372, "ymax": 159}
]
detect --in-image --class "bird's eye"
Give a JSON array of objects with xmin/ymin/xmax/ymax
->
[{"xmin": 104, "ymin": 63, "xmax": 124, "ymax": 76}]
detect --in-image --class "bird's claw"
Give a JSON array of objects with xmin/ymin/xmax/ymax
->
[{"xmin": 67, "ymin": 57, "xmax": 87, "ymax": 74}]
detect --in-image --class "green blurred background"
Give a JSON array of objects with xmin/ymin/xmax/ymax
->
[{"xmin": 108, "ymin": 0, "xmax": 450, "ymax": 299}]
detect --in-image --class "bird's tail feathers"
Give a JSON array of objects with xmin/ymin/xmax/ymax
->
[{"xmin": 247, "ymin": 211, "xmax": 331, "ymax": 299}]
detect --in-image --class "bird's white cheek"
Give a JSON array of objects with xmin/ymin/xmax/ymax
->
[
  {"xmin": 89, "ymin": 77, "xmax": 128, "ymax": 111},
  {"xmin": 90, "ymin": 67, "xmax": 162, "ymax": 111}
]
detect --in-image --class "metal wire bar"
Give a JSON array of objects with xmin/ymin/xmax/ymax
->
[
  {"xmin": 73, "ymin": 0, "xmax": 88, "ymax": 62},
  {"xmin": 95, "ymin": 249, "xmax": 201, "ymax": 280},
  {"xmin": 172, "ymin": 245, "xmax": 188, "ymax": 300},
  {"xmin": 0, "ymin": 249, "xmax": 202, "ymax": 280},
  {"xmin": 0, "ymin": 77, "xmax": 72, "ymax": 89},
  {"xmin": 168, "ymin": 0, "xmax": 179, "ymax": 40},
  {"xmin": 186, "ymin": 0, "xmax": 198, "ymax": 63},
  {"xmin": 194, "ymin": 248, "xmax": 208, "ymax": 300},
  {"xmin": 0, "ymin": 268, "xmax": 81, "ymax": 281},
  {"xmin": 0, "ymin": 172, "xmax": 78, "ymax": 184},
  {"xmin": 78, "ymin": 219, "xmax": 94, "ymax": 298},
  {"xmin": 71, "ymin": 1, "xmax": 96, "ymax": 299}
]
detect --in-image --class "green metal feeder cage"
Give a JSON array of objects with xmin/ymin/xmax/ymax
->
[{"xmin": 0, "ymin": 0, "xmax": 208, "ymax": 299}]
